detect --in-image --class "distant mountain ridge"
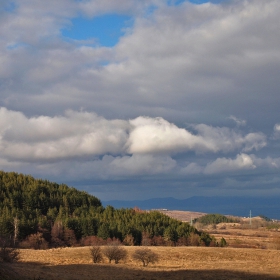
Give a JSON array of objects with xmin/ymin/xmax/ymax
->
[{"xmin": 103, "ymin": 196, "xmax": 280, "ymax": 220}]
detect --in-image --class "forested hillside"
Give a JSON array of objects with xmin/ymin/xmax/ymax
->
[{"xmin": 0, "ymin": 171, "xmax": 215, "ymax": 247}]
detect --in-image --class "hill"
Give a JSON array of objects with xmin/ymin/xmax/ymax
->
[
  {"xmin": 0, "ymin": 170, "xmax": 101, "ymax": 240},
  {"xmin": 0, "ymin": 171, "xmax": 214, "ymax": 248}
]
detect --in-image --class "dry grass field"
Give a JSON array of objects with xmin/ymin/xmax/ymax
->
[
  {"xmin": 206, "ymin": 224, "xmax": 280, "ymax": 250},
  {"xmin": 156, "ymin": 210, "xmax": 207, "ymax": 222},
  {"xmin": 2, "ymin": 211, "xmax": 280, "ymax": 280},
  {"xmin": 159, "ymin": 210, "xmax": 280, "ymax": 249},
  {"xmin": 2, "ymin": 245, "xmax": 280, "ymax": 280}
]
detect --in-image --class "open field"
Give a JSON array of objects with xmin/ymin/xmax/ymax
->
[
  {"xmin": 156, "ymin": 210, "xmax": 207, "ymax": 222},
  {"xmin": 2, "ymin": 210, "xmax": 280, "ymax": 279},
  {"xmin": 158, "ymin": 210, "xmax": 280, "ymax": 249},
  {"xmin": 205, "ymin": 223, "xmax": 280, "ymax": 250},
  {"xmin": 3, "ymin": 246, "xmax": 280, "ymax": 280}
]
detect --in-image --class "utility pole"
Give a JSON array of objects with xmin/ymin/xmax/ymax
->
[{"xmin": 249, "ymin": 210, "xmax": 252, "ymax": 227}]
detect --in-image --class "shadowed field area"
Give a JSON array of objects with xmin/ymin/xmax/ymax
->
[
  {"xmin": 6, "ymin": 263, "xmax": 280, "ymax": 280},
  {"xmin": 3, "ymin": 246, "xmax": 280, "ymax": 280}
]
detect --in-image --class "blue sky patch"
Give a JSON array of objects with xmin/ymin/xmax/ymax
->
[
  {"xmin": 167, "ymin": 0, "xmax": 187, "ymax": 5},
  {"xmin": 168, "ymin": 0, "xmax": 224, "ymax": 6},
  {"xmin": 61, "ymin": 14, "xmax": 133, "ymax": 47},
  {"xmin": 6, "ymin": 42, "xmax": 29, "ymax": 50},
  {"xmin": 4, "ymin": 1, "xmax": 16, "ymax": 13},
  {"xmin": 189, "ymin": 0, "xmax": 225, "ymax": 3},
  {"xmin": 189, "ymin": 0, "xmax": 209, "ymax": 3}
]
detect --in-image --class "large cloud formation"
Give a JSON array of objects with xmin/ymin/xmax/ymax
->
[
  {"xmin": 0, "ymin": 107, "xmax": 278, "ymax": 190},
  {"xmin": 0, "ymin": 108, "xmax": 267, "ymax": 161},
  {"xmin": 1, "ymin": 0, "xmax": 280, "ymax": 199}
]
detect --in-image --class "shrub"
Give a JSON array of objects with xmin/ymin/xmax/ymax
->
[
  {"xmin": 177, "ymin": 236, "xmax": 188, "ymax": 246},
  {"xmin": 123, "ymin": 234, "xmax": 135, "ymax": 246},
  {"xmin": 150, "ymin": 236, "xmax": 166, "ymax": 246},
  {"xmin": 63, "ymin": 228, "xmax": 77, "ymax": 247},
  {"xmin": 188, "ymin": 232, "xmax": 200, "ymax": 246},
  {"xmin": 90, "ymin": 246, "xmax": 103, "ymax": 263},
  {"xmin": 141, "ymin": 232, "xmax": 152, "ymax": 246},
  {"xmin": 20, "ymin": 233, "xmax": 49, "ymax": 249},
  {"xmin": 81, "ymin": 236, "xmax": 106, "ymax": 246},
  {"xmin": 0, "ymin": 237, "xmax": 20, "ymax": 263},
  {"xmin": 51, "ymin": 221, "xmax": 65, "ymax": 247},
  {"xmin": 220, "ymin": 237, "xmax": 227, "ymax": 247},
  {"xmin": 132, "ymin": 248, "xmax": 159, "ymax": 267}
]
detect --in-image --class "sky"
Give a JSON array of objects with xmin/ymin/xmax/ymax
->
[{"xmin": 0, "ymin": 0, "xmax": 280, "ymax": 201}]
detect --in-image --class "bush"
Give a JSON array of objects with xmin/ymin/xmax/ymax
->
[
  {"xmin": 132, "ymin": 248, "xmax": 159, "ymax": 267},
  {"xmin": 220, "ymin": 237, "xmax": 227, "ymax": 247},
  {"xmin": 90, "ymin": 246, "xmax": 103, "ymax": 263},
  {"xmin": 188, "ymin": 232, "xmax": 200, "ymax": 246},
  {"xmin": 150, "ymin": 236, "xmax": 166, "ymax": 246},
  {"xmin": 177, "ymin": 236, "xmax": 188, "ymax": 246},
  {"xmin": 0, "ymin": 237, "xmax": 20, "ymax": 263},
  {"xmin": 20, "ymin": 232, "xmax": 49, "ymax": 249},
  {"xmin": 141, "ymin": 232, "xmax": 152, "ymax": 246},
  {"xmin": 81, "ymin": 236, "xmax": 106, "ymax": 246},
  {"xmin": 123, "ymin": 234, "xmax": 135, "ymax": 246},
  {"xmin": 103, "ymin": 241, "xmax": 127, "ymax": 264}
]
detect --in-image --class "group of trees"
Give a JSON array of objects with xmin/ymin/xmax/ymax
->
[
  {"xmin": 90, "ymin": 240, "xmax": 158, "ymax": 266},
  {"xmin": 194, "ymin": 214, "xmax": 238, "ymax": 226},
  {"xmin": 0, "ymin": 171, "xmax": 217, "ymax": 248}
]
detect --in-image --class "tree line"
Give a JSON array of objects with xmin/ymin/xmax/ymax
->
[
  {"xmin": 0, "ymin": 171, "xmax": 218, "ymax": 248},
  {"xmin": 194, "ymin": 214, "xmax": 239, "ymax": 226}
]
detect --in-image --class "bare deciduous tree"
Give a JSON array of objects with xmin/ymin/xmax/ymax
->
[
  {"xmin": 141, "ymin": 232, "xmax": 152, "ymax": 246},
  {"xmin": 63, "ymin": 228, "xmax": 77, "ymax": 247},
  {"xmin": 12, "ymin": 217, "xmax": 19, "ymax": 247},
  {"xmin": 103, "ymin": 241, "xmax": 127, "ymax": 264},
  {"xmin": 123, "ymin": 234, "xmax": 135, "ymax": 246},
  {"xmin": 20, "ymin": 232, "xmax": 48, "ymax": 249},
  {"xmin": 90, "ymin": 246, "xmax": 103, "ymax": 263},
  {"xmin": 188, "ymin": 232, "xmax": 200, "ymax": 246},
  {"xmin": 132, "ymin": 248, "xmax": 158, "ymax": 267},
  {"xmin": 81, "ymin": 236, "xmax": 106, "ymax": 246}
]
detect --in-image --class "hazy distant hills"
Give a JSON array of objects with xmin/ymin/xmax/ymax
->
[{"xmin": 103, "ymin": 196, "xmax": 280, "ymax": 220}]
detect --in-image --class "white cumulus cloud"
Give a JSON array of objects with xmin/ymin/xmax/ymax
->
[
  {"xmin": 204, "ymin": 153, "xmax": 256, "ymax": 174},
  {"xmin": 0, "ymin": 107, "xmax": 129, "ymax": 161},
  {"xmin": 0, "ymin": 108, "xmax": 268, "ymax": 164},
  {"xmin": 273, "ymin": 123, "xmax": 280, "ymax": 139},
  {"xmin": 109, "ymin": 154, "xmax": 177, "ymax": 176}
]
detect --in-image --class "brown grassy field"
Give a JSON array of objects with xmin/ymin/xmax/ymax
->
[
  {"xmin": 3, "ymin": 245, "xmax": 280, "ymax": 280},
  {"xmin": 2, "ymin": 211, "xmax": 280, "ymax": 279},
  {"xmin": 159, "ymin": 210, "xmax": 280, "ymax": 249},
  {"xmin": 206, "ymin": 223, "xmax": 280, "ymax": 250},
  {"xmin": 156, "ymin": 210, "xmax": 207, "ymax": 222}
]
